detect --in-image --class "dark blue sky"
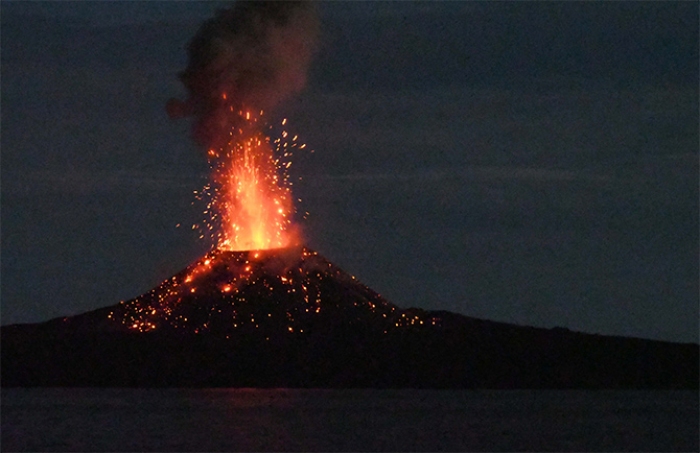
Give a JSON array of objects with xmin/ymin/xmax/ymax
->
[{"xmin": 2, "ymin": 1, "xmax": 698, "ymax": 342}]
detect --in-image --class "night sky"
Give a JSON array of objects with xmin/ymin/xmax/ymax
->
[{"xmin": 2, "ymin": 1, "xmax": 697, "ymax": 343}]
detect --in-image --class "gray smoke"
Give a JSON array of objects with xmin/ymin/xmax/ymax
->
[{"xmin": 167, "ymin": 1, "xmax": 319, "ymax": 148}]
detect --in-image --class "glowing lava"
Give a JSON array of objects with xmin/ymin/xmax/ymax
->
[{"xmin": 200, "ymin": 109, "xmax": 299, "ymax": 251}]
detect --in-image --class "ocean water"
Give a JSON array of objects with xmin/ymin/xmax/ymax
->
[{"xmin": 2, "ymin": 389, "xmax": 697, "ymax": 452}]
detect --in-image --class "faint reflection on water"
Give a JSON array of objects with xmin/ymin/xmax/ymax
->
[{"xmin": 2, "ymin": 389, "xmax": 697, "ymax": 452}]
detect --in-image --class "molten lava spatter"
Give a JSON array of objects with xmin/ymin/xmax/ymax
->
[
  {"xmin": 109, "ymin": 246, "xmax": 440, "ymax": 335},
  {"xmin": 198, "ymin": 109, "xmax": 300, "ymax": 251}
]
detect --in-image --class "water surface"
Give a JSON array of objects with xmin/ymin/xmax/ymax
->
[{"xmin": 2, "ymin": 389, "xmax": 697, "ymax": 451}]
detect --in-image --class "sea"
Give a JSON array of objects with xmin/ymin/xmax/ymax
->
[{"xmin": 1, "ymin": 389, "xmax": 697, "ymax": 452}]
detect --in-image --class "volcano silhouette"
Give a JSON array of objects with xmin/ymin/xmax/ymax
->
[{"xmin": 2, "ymin": 246, "xmax": 698, "ymax": 388}]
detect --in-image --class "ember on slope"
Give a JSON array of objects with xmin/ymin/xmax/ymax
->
[{"xmin": 109, "ymin": 246, "xmax": 440, "ymax": 334}]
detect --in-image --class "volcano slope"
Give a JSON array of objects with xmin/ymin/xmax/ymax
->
[{"xmin": 2, "ymin": 246, "xmax": 697, "ymax": 388}]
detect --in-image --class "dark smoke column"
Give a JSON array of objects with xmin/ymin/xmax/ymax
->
[{"xmin": 167, "ymin": 1, "xmax": 319, "ymax": 149}]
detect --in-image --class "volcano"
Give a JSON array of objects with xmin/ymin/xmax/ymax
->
[{"xmin": 2, "ymin": 247, "xmax": 698, "ymax": 389}]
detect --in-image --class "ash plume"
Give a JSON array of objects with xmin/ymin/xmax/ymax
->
[{"xmin": 167, "ymin": 1, "xmax": 319, "ymax": 148}]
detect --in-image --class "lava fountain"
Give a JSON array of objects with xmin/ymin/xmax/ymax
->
[{"xmin": 202, "ymin": 107, "xmax": 299, "ymax": 252}]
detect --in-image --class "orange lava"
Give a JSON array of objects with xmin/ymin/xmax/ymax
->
[{"xmin": 204, "ymin": 109, "xmax": 298, "ymax": 251}]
